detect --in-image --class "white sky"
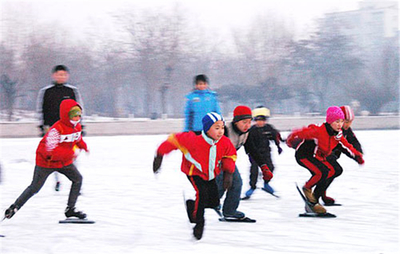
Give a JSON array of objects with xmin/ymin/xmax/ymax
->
[{"xmin": 1, "ymin": 0, "xmax": 362, "ymax": 40}]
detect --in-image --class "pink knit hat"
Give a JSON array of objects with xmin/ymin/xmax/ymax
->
[{"xmin": 326, "ymin": 106, "xmax": 345, "ymax": 124}]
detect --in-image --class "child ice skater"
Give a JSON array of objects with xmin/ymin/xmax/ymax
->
[
  {"xmin": 153, "ymin": 112, "xmax": 236, "ymax": 240},
  {"xmin": 243, "ymin": 106, "xmax": 282, "ymax": 199},
  {"xmin": 286, "ymin": 106, "xmax": 364, "ymax": 214},
  {"xmin": 4, "ymin": 99, "xmax": 89, "ymax": 220},
  {"xmin": 322, "ymin": 105, "xmax": 363, "ymax": 205}
]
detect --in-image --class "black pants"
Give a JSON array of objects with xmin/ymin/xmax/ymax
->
[
  {"xmin": 186, "ymin": 176, "xmax": 219, "ymax": 224},
  {"xmin": 14, "ymin": 164, "xmax": 82, "ymax": 209},
  {"xmin": 249, "ymin": 156, "xmax": 274, "ymax": 189},
  {"xmin": 295, "ymin": 155, "xmax": 343, "ymax": 200},
  {"xmin": 323, "ymin": 155, "xmax": 344, "ymax": 195}
]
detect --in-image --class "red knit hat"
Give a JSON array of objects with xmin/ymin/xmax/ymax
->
[
  {"xmin": 233, "ymin": 105, "xmax": 252, "ymax": 122},
  {"xmin": 340, "ymin": 105, "xmax": 355, "ymax": 121}
]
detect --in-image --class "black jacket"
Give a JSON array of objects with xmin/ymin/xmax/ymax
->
[
  {"xmin": 225, "ymin": 122, "xmax": 274, "ymax": 167},
  {"xmin": 37, "ymin": 83, "xmax": 83, "ymax": 126},
  {"xmin": 331, "ymin": 127, "xmax": 363, "ymax": 160},
  {"xmin": 245, "ymin": 124, "xmax": 281, "ymax": 163}
]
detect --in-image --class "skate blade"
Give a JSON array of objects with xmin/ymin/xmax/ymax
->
[
  {"xmin": 59, "ymin": 218, "xmax": 95, "ymax": 224},
  {"xmin": 299, "ymin": 212, "xmax": 336, "ymax": 218}
]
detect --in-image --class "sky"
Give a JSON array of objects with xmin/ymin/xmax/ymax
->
[{"xmin": 1, "ymin": 0, "xmax": 362, "ymax": 40}]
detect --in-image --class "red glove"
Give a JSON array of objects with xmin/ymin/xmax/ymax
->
[
  {"xmin": 261, "ymin": 164, "xmax": 273, "ymax": 181},
  {"xmin": 355, "ymin": 154, "xmax": 364, "ymax": 165},
  {"xmin": 286, "ymin": 134, "xmax": 294, "ymax": 148}
]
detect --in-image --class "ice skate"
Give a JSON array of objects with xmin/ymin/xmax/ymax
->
[
  {"xmin": 193, "ymin": 221, "xmax": 204, "ymax": 240},
  {"xmin": 322, "ymin": 193, "xmax": 338, "ymax": 206},
  {"xmin": 262, "ymin": 182, "xmax": 279, "ymax": 198},
  {"xmin": 241, "ymin": 188, "xmax": 255, "ymax": 200},
  {"xmin": 310, "ymin": 203, "xmax": 327, "ymax": 214},
  {"xmin": 65, "ymin": 206, "xmax": 86, "ymax": 219},
  {"xmin": 302, "ymin": 186, "xmax": 317, "ymax": 203},
  {"xmin": 4, "ymin": 204, "xmax": 18, "ymax": 219}
]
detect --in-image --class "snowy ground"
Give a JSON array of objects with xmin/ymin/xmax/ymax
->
[{"xmin": 0, "ymin": 130, "xmax": 399, "ymax": 254}]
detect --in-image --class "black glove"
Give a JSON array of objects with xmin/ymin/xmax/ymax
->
[
  {"xmin": 277, "ymin": 146, "xmax": 283, "ymax": 155},
  {"xmin": 223, "ymin": 172, "xmax": 233, "ymax": 190},
  {"xmin": 153, "ymin": 154, "xmax": 163, "ymax": 173}
]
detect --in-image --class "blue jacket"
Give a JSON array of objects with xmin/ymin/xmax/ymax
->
[{"xmin": 184, "ymin": 89, "xmax": 221, "ymax": 132}]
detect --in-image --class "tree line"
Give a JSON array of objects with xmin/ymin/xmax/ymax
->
[{"xmin": 1, "ymin": 3, "xmax": 398, "ymax": 120}]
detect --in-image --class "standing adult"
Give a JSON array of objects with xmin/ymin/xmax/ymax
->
[
  {"xmin": 36, "ymin": 65, "xmax": 84, "ymax": 191},
  {"xmin": 184, "ymin": 74, "xmax": 221, "ymax": 135}
]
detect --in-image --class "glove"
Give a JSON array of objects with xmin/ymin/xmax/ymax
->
[
  {"xmin": 153, "ymin": 154, "xmax": 163, "ymax": 173},
  {"xmin": 355, "ymin": 154, "xmax": 364, "ymax": 165},
  {"xmin": 261, "ymin": 164, "xmax": 273, "ymax": 181},
  {"xmin": 223, "ymin": 172, "xmax": 233, "ymax": 190},
  {"xmin": 277, "ymin": 146, "xmax": 283, "ymax": 155},
  {"xmin": 286, "ymin": 134, "xmax": 294, "ymax": 148}
]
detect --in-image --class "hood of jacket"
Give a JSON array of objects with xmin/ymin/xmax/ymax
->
[{"xmin": 59, "ymin": 99, "xmax": 81, "ymax": 127}]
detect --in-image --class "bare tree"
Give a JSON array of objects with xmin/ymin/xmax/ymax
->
[
  {"xmin": 0, "ymin": 74, "xmax": 19, "ymax": 121},
  {"xmin": 122, "ymin": 5, "xmax": 190, "ymax": 117}
]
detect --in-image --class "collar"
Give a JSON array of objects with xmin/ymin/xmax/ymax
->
[
  {"xmin": 324, "ymin": 122, "xmax": 339, "ymax": 136},
  {"xmin": 232, "ymin": 122, "xmax": 247, "ymax": 135},
  {"xmin": 201, "ymin": 131, "xmax": 219, "ymax": 145},
  {"xmin": 53, "ymin": 82, "xmax": 65, "ymax": 87}
]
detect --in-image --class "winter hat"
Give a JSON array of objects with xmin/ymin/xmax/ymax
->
[
  {"xmin": 233, "ymin": 105, "xmax": 252, "ymax": 122},
  {"xmin": 340, "ymin": 105, "xmax": 355, "ymax": 121},
  {"xmin": 68, "ymin": 106, "xmax": 82, "ymax": 119},
  {"xmin": 326, "ymin": 106, "xmax": 344, "ymax": 124},
  {"xmin": 194, "ymin": 74, "xmax": 209, "ymax": 84},
  {"xmin": 252, "ymin": 106, "xmax": 271, "ymax": 121},
  {"xmin": 202, "ymin": 112, "xmax": 224, "ymax": 133}
]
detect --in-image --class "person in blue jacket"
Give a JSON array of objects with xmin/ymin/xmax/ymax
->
[{"xmin": 184, "ymin": 74, "xmax": 221, "ymax": 134}]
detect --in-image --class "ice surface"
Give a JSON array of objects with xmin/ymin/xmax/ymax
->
[{"xmin": 0, "ymin": 130, "xmax": 399, "ymax": 253}]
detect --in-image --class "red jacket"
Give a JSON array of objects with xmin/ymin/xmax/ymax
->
[
  {"xmin": 157, "ymin": 132, "xmax": 236, "ymax": 181},
  {"xmin": 287, "ymin": 123, "xmax": 362, "ymax": 161},
  {"xmin": 36, "ymin": 99, "xmax": 87, "ymax": 168}
]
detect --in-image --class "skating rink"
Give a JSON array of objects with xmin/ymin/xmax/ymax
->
[{"xmin": 0, "ymin": 130, "xmax": 399, "ymax": 253}]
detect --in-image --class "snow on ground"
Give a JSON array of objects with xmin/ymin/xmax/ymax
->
[{"xmin": 0, "ymin": 130, "xmax": 399, "ymax": 254}]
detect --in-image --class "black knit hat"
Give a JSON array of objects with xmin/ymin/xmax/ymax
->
[
  {"xmin": 194, "ymin": 74, "xmax": 209, "ymax": 84},
  {"xmin": 52, "ymin": 65, "xmax": 69, "ymax": 73}
]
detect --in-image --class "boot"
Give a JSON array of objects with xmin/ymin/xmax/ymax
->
[
  {"xmin": 4, "ymin": 204, "xmax": 19, "ymax": 219},
  {"xmin": 302, "ymin": 186, "xmax": 317, "ymax": 203},
  {"xmin": 262, "ymin": 182, "xmax": 274, "ymax": 194},
  {"xmin": 185, "ymin": 200, "xmax": 196, "ymax": 223},
  {"xmin": 193, "ymin": 221, "xmax": 204, "ymax": 240},
  {"xmin": 311, "ymin": 203, "xmax": 327, "ymax": 214},
  {"xmin": 243, "ymin": 188, "xmax": 255, "ymax": 199},
  {"xmin": 223, "ymin": 211, "xmax": 245, "ymax": 219},
  {"xmin": 65, "ymin": 207, "xmax": 86, "ymax": 219},
  {"xmin": 322, "ymin": 192, "xmax": 335, "ymax": 205}
]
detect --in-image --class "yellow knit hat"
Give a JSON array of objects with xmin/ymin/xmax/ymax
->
[
  {"xmin": 68, "ymin": 106, "xmax": 82, "ymax": 119},
  {"xmin": 252, "ymin": 107, "xmax": 270, "ymax": 120}
]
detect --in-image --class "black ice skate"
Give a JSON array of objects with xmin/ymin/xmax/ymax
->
[
  {"xmin": 193, "ymin": 221, "xmax": 204, "ymax": 240},
  {"xmin": 65, "ymin": 207, "xmax": 87, "ymax": 219},
  {"xmin": 4, "ymin": 204, "xmax": 19, "ymax": 219}
]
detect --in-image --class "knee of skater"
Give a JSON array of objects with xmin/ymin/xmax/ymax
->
[{"xmin": 74, "ymin": 175, "xmax": 83, "ymax": 185}]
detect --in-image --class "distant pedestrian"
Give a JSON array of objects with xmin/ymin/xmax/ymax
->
[{"xmin": 184, "ymin": 74, "xmax": 221, "ymax": 134}]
